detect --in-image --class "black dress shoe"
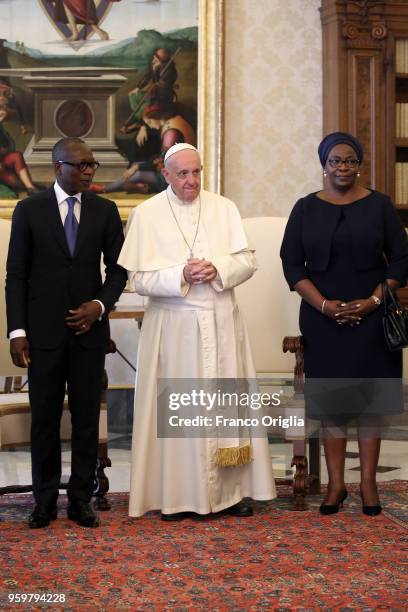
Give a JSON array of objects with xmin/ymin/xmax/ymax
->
[
  {"xmin": 67, "ymin": 501, "xmax": 100, "ymax": 528},
  {"xmin": 360, "ymin": 489, "xmax": 382, "ymax": 516},
  {"xmin": 362, "ymin": 503, "xmax": 382, "ymax": 516},
  {"xmin": 225, "ymin": 502, "xmax": 253, "ymax": 517},
  {"xmin": 161, "ymin": 511, "xmax": 191, "ymax": 521},
  {"xmin": 29, "ymin": 505, "xmax": 57, "ymax": 529},
  {"xmin": 319, "ymin": 489, "xmax": 348, "ymax": 515}
]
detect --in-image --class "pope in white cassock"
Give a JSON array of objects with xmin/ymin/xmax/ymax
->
[{"xmin": 118, "ymin": 143, "xmax": 276, "ymax": 520}]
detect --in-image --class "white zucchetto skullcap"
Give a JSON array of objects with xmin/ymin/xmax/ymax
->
[{"xmin": 164, "ymin": 143, "xmax": 199, "ymax": 163}]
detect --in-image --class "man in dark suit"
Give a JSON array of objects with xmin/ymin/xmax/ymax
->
[{"xmin": 5, "ymin": 137, "xmax": 127, "ymax": 528}]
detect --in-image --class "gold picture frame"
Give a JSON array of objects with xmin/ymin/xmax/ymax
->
[{"xmin": 0, "ymin": 0, "xmax": 224, "ymax": 222}]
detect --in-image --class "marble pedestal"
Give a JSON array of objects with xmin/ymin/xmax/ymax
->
[{"xmin": 3, "ymin": 68, "xmax": 129, "ymax": 182}]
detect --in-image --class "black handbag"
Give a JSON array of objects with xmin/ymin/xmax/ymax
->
[{"xmin": 382, "ymin": 283, "xmax": 408, "ymax": 351}]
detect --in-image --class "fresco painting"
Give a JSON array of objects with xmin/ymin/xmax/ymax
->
[{"xmin": 0, "ymin": 0, "xmax": 198, "ymax": 197}]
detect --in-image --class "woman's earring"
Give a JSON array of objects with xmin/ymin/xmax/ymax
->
[
  {"xmin": 357, "ymin": 171, "xmax": 361, "ymax": 177},
  {"xmin": 323, "ymin": 170, "xmax": 327, "ymax": 177}
]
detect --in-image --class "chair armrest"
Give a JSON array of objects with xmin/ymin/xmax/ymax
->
[{"xmin": 283, "ymin": 335, "xmax": 304, "ymax": 394}]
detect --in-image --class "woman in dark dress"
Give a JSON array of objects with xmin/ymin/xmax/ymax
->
[{"xmin": 280, "ymin": 132, "xmax": 408, "ymax": 516}]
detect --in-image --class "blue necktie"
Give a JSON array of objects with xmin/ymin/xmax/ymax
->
[{"xmin": 64, "ymin": 196, "xmax": 78, "ymax": 256}]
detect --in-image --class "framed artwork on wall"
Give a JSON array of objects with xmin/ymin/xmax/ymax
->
[{"xmin": 0, "ymin": 0, "xmax": 223, "ymax": 221}]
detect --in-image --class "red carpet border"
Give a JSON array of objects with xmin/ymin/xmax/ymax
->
[{"xmin": 0, "ymin": 481, "xmax": 407, "ymax": 611}]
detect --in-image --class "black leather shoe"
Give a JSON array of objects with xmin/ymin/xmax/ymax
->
[
  {"xmin": 225, "ymin": 502, "xmax": 253, "ymax": 517},
  {"xmin": 29, "ymin": 505, "xmax": 57, "ymax": 529},
  {"xmin": 67, "ymin": 501, "xmax": 100, "ymax": 527},
  {"xmin": 319, "ymin": 489, "xmax": 348, "ymax": 515},
  {"xmin": 161, "ymin": 511, "xmax": 191, "ymax": 521}
]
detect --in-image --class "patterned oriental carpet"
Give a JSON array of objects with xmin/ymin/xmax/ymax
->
[{"xmin": 0, "ymin": 482, "xmax": 407, "ymax": 611}]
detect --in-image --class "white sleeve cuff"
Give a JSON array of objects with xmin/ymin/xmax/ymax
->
[
  {"xmin": 210, "ymin": 272, "xmax": 223, "ymax": 292},
  {"xmin": 92, "ymin": 299, "xmax": 105, "ymax": 320},
  {"xmin": 180, "ymin": 271, "xmax": 190, "ymax": 296},
  {"xmin": 135, "ymin": 265, "xmax": 190, "ymax": 297},
  {"xmin": 9, "ymin": 329, "xmax": 26, "ymax": 339}
]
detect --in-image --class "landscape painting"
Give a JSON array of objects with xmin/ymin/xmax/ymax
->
[{"xmin": 0, "ymin": 0, "xmax": 198, "ymax": 200}]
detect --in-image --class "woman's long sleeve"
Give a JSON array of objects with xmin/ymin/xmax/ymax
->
[
  {"xmin": 280, "ymin": 199, "xmax": 309, "ymax": 290},
  {"xmin": 383, "ymin": 197, "xmax": 408, "ymax": 286}
]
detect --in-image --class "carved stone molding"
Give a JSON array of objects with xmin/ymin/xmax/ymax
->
[
  {"xmin": 338, "ymin": 0, "xmax": 388, "ymax": 43},
  {"xmin": 347, "ymin": 0, "xmax": 382, "ymax": 26},
  {"xmin": 342, "ymin": 19, "xmax": 387, "ymax": 43},
  {"xmin": 371, "ymin": 21, "xmax": 387, "ymax": 40},
  {"xmin": 342, "ymin": 21, "xmax": 360, "ymax": 39}
]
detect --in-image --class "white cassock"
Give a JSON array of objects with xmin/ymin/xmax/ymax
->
[{"xmin": 118, "ymin": 186, "xmax": 276, "ymax": 517}]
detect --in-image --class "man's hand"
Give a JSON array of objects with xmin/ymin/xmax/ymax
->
[
  {"xmin": 65, "ymin": 301, "xmax": 103, "ymax": 335},
  {"xmin": 136, "ymin": 126, "xmax": 148, "ymax": 147},
  {"xmin": 10, "ymin": 337, "xmax": 30, "ymax": 368},
  {"xmin": 183, "ymin": 258, "xmax": 217, "ymax": 284},
  {"xmin": 122, "ymin": 163, "xmax": 139, "ymax": 180}
]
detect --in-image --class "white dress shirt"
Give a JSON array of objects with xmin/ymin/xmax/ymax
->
[{"xmin": 54, "ymin": 179, "xmax": 82, "ymax": 224}]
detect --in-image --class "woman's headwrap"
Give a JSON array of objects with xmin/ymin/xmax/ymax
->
[{"xmin": 318, "ymin": 132, "xmax": 364, "ymax": 168}]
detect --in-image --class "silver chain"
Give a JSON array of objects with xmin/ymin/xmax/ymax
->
[{"xmin": 166, "ymin": 190, "xmax": 201, "ymax": 258}]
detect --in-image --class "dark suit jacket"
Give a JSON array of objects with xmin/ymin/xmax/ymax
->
[
  {"xmin": 5, "ymin": 187, "xmax": 127, "ymax": 350},
  {"xmin": 280, "ymin": 191, "xmax": 408, "ymax": 290}
]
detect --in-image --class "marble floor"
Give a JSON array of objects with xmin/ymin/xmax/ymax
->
[{"xmin": 0, "ymin": 436, "xmax": 407, "ymax": 493}]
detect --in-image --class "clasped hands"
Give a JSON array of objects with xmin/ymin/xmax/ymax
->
[
  {"xmin": 65, "ymin": 301, "xmax": 102, "ymax": 335},
  {"xmin": 183, "ymin": 258, "xmax": 217, "ymax": 284},
  {"xmin": 323, "ymin": 298, "xmax": 379, "ymax": 326}
]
